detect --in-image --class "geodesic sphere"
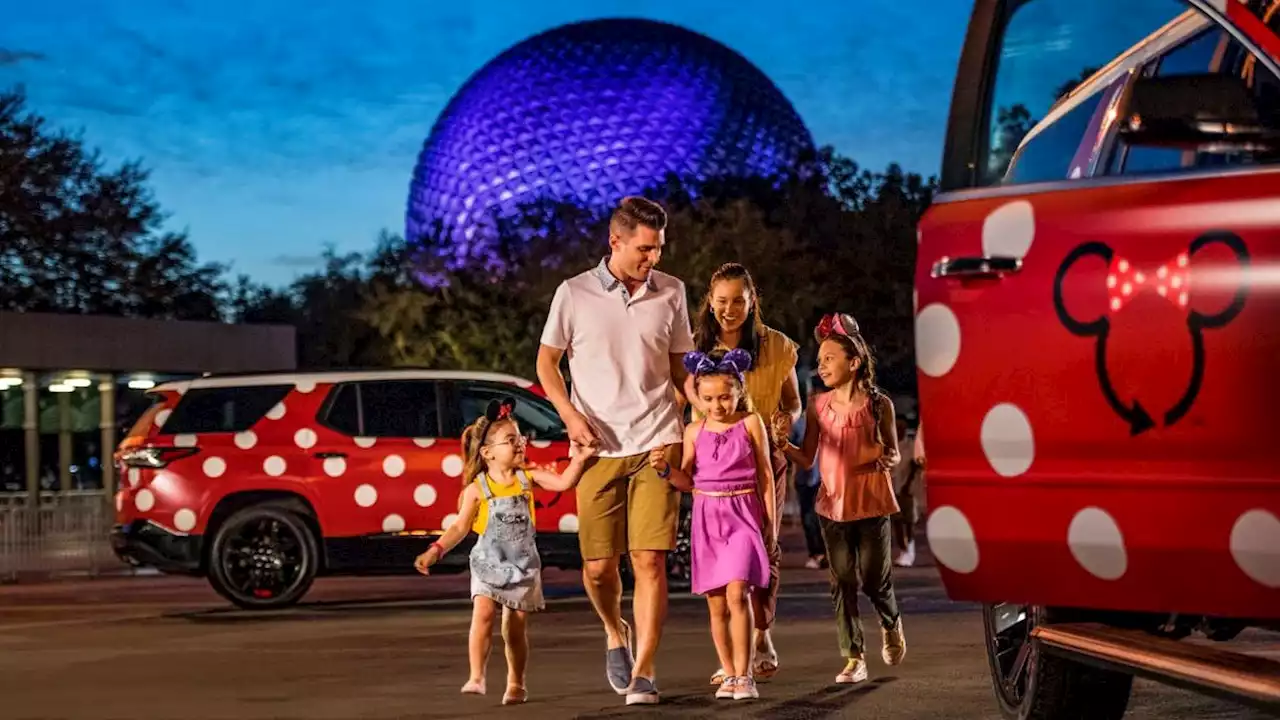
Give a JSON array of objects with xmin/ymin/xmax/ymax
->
[{"xmin": 405, "ymin": 18, "xmax": 815, "ymax": 249}]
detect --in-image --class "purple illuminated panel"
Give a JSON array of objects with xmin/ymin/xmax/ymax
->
[{"xmin": 406, "ymin": 18, "xmax": 815, "ymax": 258}]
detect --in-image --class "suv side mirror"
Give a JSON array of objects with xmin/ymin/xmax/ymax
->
[{"xmin": 1118, "ymin": 72, "xmax": 1276, "ymax": 150}]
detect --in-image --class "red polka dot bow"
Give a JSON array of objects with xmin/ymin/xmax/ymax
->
[{"xmin": 1107, "ymin": 252, "xmax": 1190, "ymax": 313}]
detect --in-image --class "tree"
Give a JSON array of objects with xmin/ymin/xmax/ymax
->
[{"xmin": 0, "ymin": 87, "xmax": 224, "ymax": 319}]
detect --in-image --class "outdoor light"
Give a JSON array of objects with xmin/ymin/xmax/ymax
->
[
  {"xmin": 64, "ymin": 378, "xmax": 92, "ymax": 388},
  {"xmin": 48, "ymin": 383, "xmax": 74, "ymax": 393},
  {"xmin": 0, "ymin": 377, "xmax": 22, "ymax": 388},
  {"xmin": 128, "ymin": 379, "xmax": 156, "ymax": 390}
]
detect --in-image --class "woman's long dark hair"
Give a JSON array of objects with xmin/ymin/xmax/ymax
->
[{"xmin": 693, "ymin": 263, "xmax": 767, "ymax": 364}]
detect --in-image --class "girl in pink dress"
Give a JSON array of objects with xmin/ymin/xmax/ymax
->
[
  {"xmin": 650, "ymin": 348, "xmax": 775, "ymax": 701},
  {"xmin": 782, "ymin": 312, "xmax": 906, "ymax": 685}
]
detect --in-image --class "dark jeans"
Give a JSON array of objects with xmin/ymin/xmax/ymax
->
[
  {"xmin": 795, "ymin": 481, "xmax": 824, "ymax": 558},
  {"xmin": 819, "ymin": 515, "xmax": 900, "ymax": 658}
]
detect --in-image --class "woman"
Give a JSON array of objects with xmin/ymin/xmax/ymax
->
[{"xmin": 685, "ymin": 262, "xmax": 801, "ymax": 682}]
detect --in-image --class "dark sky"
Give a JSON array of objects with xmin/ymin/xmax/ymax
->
[{"xmin": 1, "ymin": 0, "xmax": 973, "ymax": 284}]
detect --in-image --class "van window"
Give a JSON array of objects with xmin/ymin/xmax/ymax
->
[
  {"xmin": 160, "ymin": 385, "xmax": 293, "ymax": 434},
  {"xmin": 981, "ymin": 0, "xmax": 1186, "ymax": 185},
  {"xmin": 358, "ymin": 381, "xmax": 441, "ymax": 438}
]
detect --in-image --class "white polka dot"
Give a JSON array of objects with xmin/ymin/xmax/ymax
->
[
  {"xmin": 981, "ymin": 404, "xmax": 1035, "ymax": 477},
  {"xmin": 982, "ymin": 199, "xmax": 1036, "ymax": 258},
  {"xmin": 202, "ymin": 457, "xmax": 227, "ymax": 478},
  {"xmin": 266, "ymin": 402, "xmax": 286, "ymax": 421},
  {"xmin": 413, "ymin": 437, "xmax": 436, "ymax": 448},
  {"xmin": 559, "ymin": 514, "xmax": 580, "ymax": 532},
  {"xmin": 382, "ymin": 514, "xmax": 406, "ymax": 533},
  {"xmin": 441, "ymin": 454, "xmax": 464, "ymax": 477},
  {"xmin": 442, "ymin": 513, "xmax": 460, "ymax": 529},
  {"xmin": 115, "ymin": 492, "xmax": 123, "ymax": 512},
  {"xmin": 294, "ymin": 428, "xmax": 317, "ymax": 450},
  {"xmin": 134, "ymin": 489, "xmax": 155, "ymax": 512},
  {"xmin": 1230, "ymin": 509, "xmax": 1280, "ymax": 588},
  {"xmin": 354, "ymin": 484, "xmax": 378, "ymax": 507},
  {"xmin": 383, "ymin": 454, "xmax": 406, "ymax": 477},
  {"xmin": 127, "ymin": 468, "xmax": 140, "ymax": 487},
  {"xmin": 513, "ymin": 378, "xmax": 533, "ymax": 388},
  {"xmin": 323, "ymin": 456, "xmax": 346, "ymax": 477},
  {"xmin": 414, "ymin": 484, "xmax": 438, "ymax": 507},
  {"xmin": 927, "ymin": 506, "xmax": 979, "ymax": 574},
  {"xmin": 173, "ymin": 434, "xmax": 197, "ymax": 448},
  {"xmin": 295, "ymin": 380, "xmax": 316, "ymax": 393},
  {"xmin": 150, "ymin": 472, "xmax": 173, "ymax": 494},
  {"xmin": 354, "ymin": 436, "xmax": 377, "ymax": 448},
  {"xmin": 1068, "ymin": 507, "xmax": 1127, "ymax": 580},
  {"xmin": 915, "ymin": 303, "xmax": 962, "ymax": 378},
  {"xmin": 173, "ymin": 508, "xmax": 197, "ymax": 532},
  {"xmin": 154, "ymin": 409, "xmax": 171, "ymax": 427},
  {"xmin": 263, "ymin": 456, "xmax": 287, "ymax": 477},
  {"xmin": 234, "ymin": 430, "xmax": 257, "ymax": 449},
  {"xmin": 530, "ymin": 439, "xmax": 552, "ymax": 449}
]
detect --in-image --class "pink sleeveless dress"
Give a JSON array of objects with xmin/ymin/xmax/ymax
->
[{"xmin": 689, "ymin": 419, "xmax": 771, "ymax": 595}]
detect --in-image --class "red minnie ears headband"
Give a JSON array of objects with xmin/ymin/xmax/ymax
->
[
  {"xmin": 814, "ymin": 312, "xmax": 860, "ymax": 342},
  {"xmin": 484, "ymin": 398, "xmax": 515, "ymax": 422}
]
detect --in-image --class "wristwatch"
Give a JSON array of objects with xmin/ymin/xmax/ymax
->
[{"xmin": 655, "ymin": 462, "xmax": 671, "ymax": 479}]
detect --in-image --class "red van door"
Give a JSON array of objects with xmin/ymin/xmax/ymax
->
[{"xmin": 917, "ymin": 0, "xmax": 1280, "ymax": 620}]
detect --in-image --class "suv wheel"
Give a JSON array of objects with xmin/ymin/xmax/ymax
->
[
  {"xmin": 207, "ymin": 502, "xmax": 319, "ymax": 610},
  {"xmin": 984, "ymin": 603, "xmax": 1133, "ymax": 720}
]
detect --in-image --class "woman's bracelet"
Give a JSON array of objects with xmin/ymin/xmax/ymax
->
[{"xmin": 429, "ymin": 541, "xmax": 445, "ymax": 558}]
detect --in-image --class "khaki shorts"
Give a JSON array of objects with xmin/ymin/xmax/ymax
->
[{"xmin": 576, "ymin": 444, "xmax": 681, "ymax": 561}]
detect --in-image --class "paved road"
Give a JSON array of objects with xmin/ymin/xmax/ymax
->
[{"xmin": 0, "ymin": 562, "xmax": 1273, "ymax": 719}]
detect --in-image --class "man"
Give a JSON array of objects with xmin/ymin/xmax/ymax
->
[
  {"xmin": 891, "ymin": 418, "xmax": 926, "ymax": 567},
  {"xmin": 536, "ymin": 196, "xmax": 693, "ymax": 706}
]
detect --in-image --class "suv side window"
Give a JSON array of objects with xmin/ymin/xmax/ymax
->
[
  {"xmin": 977, "ymin": 0, "xmax": 1186, "ymax": 186},
  {"xmin": 161, "ymin": 385, "xmax": 293, "ymax": 434},
  {"xmin": 1112, "ymin": 26, "xmax": 1280, "ymax": 174},
  {"xmin": 456, "ymin": 383, "xmax": 567, "ymax": 442},
  {"xmin": 360, "ymin": 381, "xmax": 441, "ymax": 438},
  {"xmin": 1004, "ymin": 91, "xmax": 1106, "ymax": 184},
  {"xmin": 319, "ymin": 381, "xmax": 442, "ymax": 438}
]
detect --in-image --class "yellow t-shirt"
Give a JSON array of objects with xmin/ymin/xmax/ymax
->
[
  {"xmin": 470, "ymin": 471, "xmax": 537, "ymax": 535},
  {"xmin": 693, "ymin": 325, "xmax": 799, "ymax": 419}
]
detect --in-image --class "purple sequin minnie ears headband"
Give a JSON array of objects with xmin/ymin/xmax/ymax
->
[{"xmin": 683, "ymin": 348, "xmax": 753, "ymax": 382}]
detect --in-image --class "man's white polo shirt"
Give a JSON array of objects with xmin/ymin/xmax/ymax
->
[{"xmin": 540, "ymin": 258, "xmax": 695, "ymax": 458}]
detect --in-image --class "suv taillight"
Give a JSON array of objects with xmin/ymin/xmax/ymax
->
[{"xmin": 120, "ymin": 447, "xmax": 199, "ymax": 469}]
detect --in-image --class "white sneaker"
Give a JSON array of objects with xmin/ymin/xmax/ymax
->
[
  {"xmin": 715, "ymin": 676, "xmax": 736, "ymax": 699},
  {"xmin": 733, "ymin": 676, "xmax": 759, "ymax": 700},
  {"xmin": 835, "ymin": 658, "xmax": 868, "ymax": 684}
]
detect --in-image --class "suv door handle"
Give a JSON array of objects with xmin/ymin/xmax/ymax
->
[
  {"xmin": 931, "ymin": 255, "xmax": 1023, "ymax": 279},
  {"xmin": 314, "ymin": 452, "xmax": 348, "ymax": 459}
]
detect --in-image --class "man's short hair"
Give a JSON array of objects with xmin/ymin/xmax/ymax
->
[{"xmin": 610, "ymin": 196, "xmax": 667, "ymax": 236}]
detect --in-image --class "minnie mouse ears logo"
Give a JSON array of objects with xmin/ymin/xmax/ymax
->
[
  {"xmin": 484, "ymin": 397, "xmax": 516, "ymax": 422},
  {"xmin": 1052, "ymin": 231, "xmax": 1249, "ymax": 435}
]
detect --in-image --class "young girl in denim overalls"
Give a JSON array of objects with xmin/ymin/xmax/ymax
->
[{"xmin": 415, "ymin": 397, "xmax": 595, "ymax": 705}]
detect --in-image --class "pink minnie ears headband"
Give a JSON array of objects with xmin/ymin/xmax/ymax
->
[
  {"xmin": 814, "ymin": 313, "xmax": 860, "ymax": 342},
  {"xmin": 683, "ymin": 348, "xmax": 753, "ymax": 381}
]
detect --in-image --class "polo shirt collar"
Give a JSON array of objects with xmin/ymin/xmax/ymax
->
[{"xmin": 593, "ymin": 256, "xmax": 655, "ymax": 293}]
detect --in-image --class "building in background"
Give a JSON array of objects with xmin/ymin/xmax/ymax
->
[{"xmin": 0, "ymin": 312, "xmax": 295, "ymax": 498}]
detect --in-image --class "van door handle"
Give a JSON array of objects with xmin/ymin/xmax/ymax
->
[
  {"xmin": 314, "ymin": 452, "xmax": 347, "ymax": 459},
  {"xmin": 931, "ymin": 255, "xmax": 1023, "ymax": 278}
]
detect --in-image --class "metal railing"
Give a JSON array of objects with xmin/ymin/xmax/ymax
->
[{"xmin": 0, "ymin": 491, "xmax": 130, "ymax": 582}]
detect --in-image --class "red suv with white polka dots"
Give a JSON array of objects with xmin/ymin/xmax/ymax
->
[
  {"xmin": 920, "ymin": 1, "xmax": 1280, "ymax": 716},
  {"xmin": 109, "ymin": 370, "xmax": 588, "ymax": 609}
]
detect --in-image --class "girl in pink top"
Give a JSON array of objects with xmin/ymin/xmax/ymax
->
[{"xmin": 782, "ymin": 312, "xmax": 906, "ymax": 684}]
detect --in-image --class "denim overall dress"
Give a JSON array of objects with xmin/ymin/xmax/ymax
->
[{"xmin": 469, "ymin": 470, "xmax": 545, "ymax": 612}]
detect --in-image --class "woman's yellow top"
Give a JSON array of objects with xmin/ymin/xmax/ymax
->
[
  {"xmin": 693, "ymin": 325, "xmax": 799, "ymax": 419},
  {"xmin": 470, "ymin": 471, "xmax": 536, "ymax": 535}
]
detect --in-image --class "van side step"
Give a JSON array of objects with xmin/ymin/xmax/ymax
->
[{"xmin": 1032, "ymin": 622, "xmax": 1280, "ymax": 714}]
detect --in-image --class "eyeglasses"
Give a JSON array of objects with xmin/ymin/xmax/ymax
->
[{"xmin": 484, "ymin": 435, "xmax": 527, "ymax": 449}]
